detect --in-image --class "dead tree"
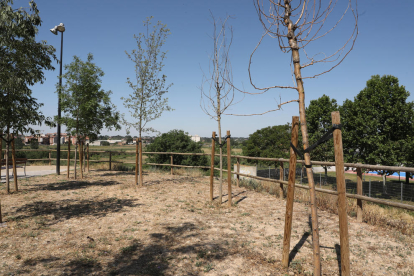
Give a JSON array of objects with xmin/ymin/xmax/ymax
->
[
  {"xmin": 243, "ymin": 1, "xmax": 358, "ymax": 275},
  {"xmin": 200, "ymin": 13, "xmax": 240, "ymax": 204}
]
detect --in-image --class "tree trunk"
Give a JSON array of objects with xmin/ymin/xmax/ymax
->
[
  {"xmin": 324, "ymin": 166, "xmax": 328, "ymax": 186},
  {"xmin": 218, "ymin": 116, "xmax": 223, "ymax": 204},
  {"xmin": 80, "ymin": 140, "xmax": 83, "ymax": 179},
  {"xmin": 284, "ymin": 2, "xmax": 321, "ymax": 274},
  {"xmin": 382, "ymin": 174, "xmax": 387, "ymax": 194},
  {"xmin": 74, "ymin": 143, "xmax": 77, "ymax": 180},
  {"xmin": 12, "ymin": 134, "xmax": 17, "ymax": 192},
  {"xmin": 5, "ymin": 129, "xmax": 10, "ymax": 194}
]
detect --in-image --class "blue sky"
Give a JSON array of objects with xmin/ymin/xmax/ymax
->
[{"xmin": 27, "ymin": 0, "xmax": 414, "ymax": 138}]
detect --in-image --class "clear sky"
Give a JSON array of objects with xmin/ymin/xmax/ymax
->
[{"xmin": 26, "ymin": 0, "xmax": 414, "ymax": 138}]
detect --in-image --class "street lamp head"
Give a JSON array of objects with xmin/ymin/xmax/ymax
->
[{"xmin": 50, "ymin": 23, "xmax": 65, "ymax": 35}]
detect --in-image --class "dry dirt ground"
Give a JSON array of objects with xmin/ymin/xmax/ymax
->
[{"xmin": 0, "ymin": 170, "xmax": 413, "ymax": 275}]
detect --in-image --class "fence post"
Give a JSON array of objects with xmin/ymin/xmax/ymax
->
[
  {"xmin": 135, "ymin": 139, "xmax": 138, "ymax": 185},
  {"xmin": 139, "ymin": 138, "xmax": 143, "ymax": 187},
  {"xmin": 279, "ymin": 161, "xmax": 284, "ymax": 199},
  {"xmin": 227, "ymin": 130, "xmax": 232, "ymax": 207},
  {"xmin": 237, "ymin": 157, "xmax": 240, "ymax": 187},
  {"xmin": 11, "ymin": 134, "xmax": 18, "ymax": 192},
  {"xmin": 331, "ymin": 111, "xmax": 350, "ymax": 276},
  {"xmin": 401, "ymin": 182, "xmax": 403, "ymax": 202},
  {"xmin": 209, "ymin": 131, "xmax": 216, "ymax": 201},
  {"xmin": 357, "ymin": 167, "xmax": 363, "ymax": 223},
  {"xmin": 87, "ymin": 143, "xmax": 89, "ymax": 172},
  {"xmin": 320, "ymin": 173, "xmax": 322, "ymax": 187},
  {"xmin": 282, "ymin": 116, "xmax": 299, "ymax": 267},
  {"xmin": 80, "ymin": 141, "xmax": 83, "ymax": 179},
  {"xmin": 67, "ymin": 137, "xmax": 70, "ymax": 179},
  {"xmin": 49, "ymin": 150, "xmax": 51, "ymax": 166},
  {"xmin": 109, "ymin": 150, "xmax": 112, "ymax": 171},
  {"xmin": 170, "ymin": 155, "xmax": 173, "ymax": 175}
]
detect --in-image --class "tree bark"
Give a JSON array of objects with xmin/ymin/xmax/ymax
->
[
  {"xmin": 5, "ymin": 128, "xmax": 10, "ymax": 194},
  {"xmin": 284, "ymin": 2, "xmax": 321, "ymax": 274},
  {"xmin": 74, "ymin": 143, "xmax": 77, "ymax": 180},
  {"xmin": 12, "ymin": 134, "xmax": 17, "ymax": 192},
  {"xmin": 324, "ymin": 166, "xmax": 328, "ymax": 185}
]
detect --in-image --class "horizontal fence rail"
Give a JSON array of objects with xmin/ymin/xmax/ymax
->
[{"xmin": 2, "ymin": 148, "xmax": 414, "ymax": 211}]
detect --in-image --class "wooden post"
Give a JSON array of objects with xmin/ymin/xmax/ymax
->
[
  {"xmin": 135, "ymin": 139, "xmax": 138, "ymax": 185},
  {"xmin": 74, "ymin": 142, "xmax": 77, "ymax": 180},
  {"xmin": 170, "ymin": 155, "xmax": 173, "ymax": 175},
  {"xmin": 67, "ymin": 137, "xmax": 70, "ymax": 179},
  {"xmin": 80, "ymin": 141, "xmax": 83, "ymax": 179},
  {"xmin": 11, "ymin": 134, "xmax": 17, "ymax": 192},
  {"xmin": 49, "ymin": 151, "xmax": 51, "ymax": 166},
  {"xmin": 279, "ymin": 161, "xmax": 284, "ymax": 199},
  {"xmin": 139, "ymin": 138, "xmax": 143, "ymax": 187},
  {"xmin": 332, "ymin": 111, "xmax": 350, "ymax": 276},
  {"xmin": 282, "ymin": 116, "xmax": 299, "ymax": 267},
  {"xmin": 87, "ymin": 143, "xmax": 89, "ymax": 172},
  {"xmin": 227, "ymin": 130, "xmax": 232, "ymax": 207},
  {"xmin": 236, "ymin": 157, "xmax": 240, "ymax": 188},
  {"xmin": 357, "ymin": 167, "xmax": 363, "ymax": 222},
  {"xmin": 209, "ymin": 132, "xmax": 216, "ymax": 201},
  {"xmin": 109, "ymin": 151, "xmax": 112, "ymax": 171}
]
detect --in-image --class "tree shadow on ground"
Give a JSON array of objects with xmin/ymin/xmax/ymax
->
[
  {"xmin": 289, "ymin": 215, "xmax": 312, "ymax": 264},
  {"xmin": 12, "ymin": 197, "xmax": 141, "ymax": 225},
  {"xmin": 107, "ymin": 222, "xmax": 234, "ymax": 276},
  {"xmin": 26, "ymin": 180, "xmax": 121, "ymax": 192}
]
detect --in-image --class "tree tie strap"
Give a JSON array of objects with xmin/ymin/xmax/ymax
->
[
  {"xmin": 212, "ymin": 134, "xmax": 231, "ymax": 148},
  {"xmin": 290, "ymin": 124, "xmax": 342, "ymax": 168}
]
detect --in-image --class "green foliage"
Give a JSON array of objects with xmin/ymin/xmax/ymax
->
[
  {"xmin": 242, "ymin": 124, "xmax": 291, "ymax": 165},
  {"xmin": 341, "ymin": 75, "xmax": 414, "ymax": 174},
  {"xmin": 306, "ymin": 94, "xmax": 338, "ymax": 181},
  {"xmin": 0, "ymin": 0, "xmax": 56, "ymax": 137},
  {"xmin": 146, "ymin": 130, "xmax": 208, "ymax": 167},
  {"xmin": 100, "ymin": 141, "xmax": 110, "ymax": 146},
  {"xmin": 58, "ymin": 53, "xmax": 120, "ymax": 143},
  {"xmin": 29, "ymin": 139, "xmax": 38, "ymax": 149},
  {"xmin": 121, "ymin": 17, "xmax": 173, "ymax": 137}
]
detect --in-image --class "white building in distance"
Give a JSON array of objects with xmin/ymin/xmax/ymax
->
[{"xmin": 190, "ymin": 135, "xmax": 200, "ymax": 143}]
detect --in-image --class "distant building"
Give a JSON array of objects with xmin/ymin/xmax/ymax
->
[{"xmin": 190, "ymin": 135, "xmax": 200, "ymax": 143}]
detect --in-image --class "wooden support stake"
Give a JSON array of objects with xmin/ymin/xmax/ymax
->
[
  {"xmin": 80, "ymin": 141, "xmax": 83, "ymax": 179},
  {"xmin": 209, "ymin": 131, "xmax": 216, "ymax": 201},
  {"xmin": 170, "ymin": 155, "xmax": 173, "ymax": 175},
  {"xmin": 87, "ymin": 143, "xmax": 89, "ymax": 172},
  {"xmin": 49, "ymin": 151, "xmax": 51, "ymax": 166},
  {"xmin": 67, "ymin": 137, "xmax": 70, "ymax": 179},
  {"xmin": 109, "ymin": 151, "xmax": 112, "ymax": 171},
  {"xmin": 279, "ymin": 161, "xmax": 284, "ymax": 199},
  {"xmin": 357, "ymin": 167, "xmax": 363, "ymax": 222},
  {"xmin": 282, "ymin": 116, "xmax": 299, "ymax": 267},
  {"xmin": 135, "ymin": 139, "xmax": 138, "ymax": 185},
  {"xmin": 332, "ymin": 111, "xmax": 350, "ymax": 276},
  {"xmin": 11, "ymin": 134, "xmax": 17, "ymax": 192},
  {"xmin": 227, "ymin": 130, "xmax": 232, "ymax": 207},
  {"xmin": 139, "ymin": 138, "xmax": 143, "ymax": 187},
  {"xmin": 236, "ymin": 157, "xmax": 240, "ymax": 188}
]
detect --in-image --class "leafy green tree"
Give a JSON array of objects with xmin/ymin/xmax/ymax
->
[
  {"xmin": 146, "ymin": 130, "xmax": 208, "ymax": 167},
  {"xmin": 242, "ymin": 124, "xmax": 292, "ymax": 165},
  {"xmin": 341, "ymin": 75, "xmax": 414, "ymax": 191},
  {"xmin": 0, "ymin": 0, "xmax": 56, "ymax": 192},
  {"xmin": 29, "ymin": 138, "xmax": 39, "ymax": 149},
  {"xmin": 121, "ymin": 17, "xmax": 173, "ymax": 185},
  {"xmin": 306, "ymin": 95, "xmax": 339, "ymax": 184},
  {"xmin": 58, "ymin": 53, "xmax": 120, "ymax": 177}
]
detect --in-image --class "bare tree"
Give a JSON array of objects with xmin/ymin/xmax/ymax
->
[
  {"xmin": 200, "ymin": 13, "xmax": 240, "ymax": 204},
  {"xmin": 239, "ymin": 1, "xmax": 358, "ymax": 275}
]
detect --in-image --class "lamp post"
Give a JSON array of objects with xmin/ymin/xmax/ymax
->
[{"xmin": 50, "ymin": 23, "xmax": 65, "ymax": 175}]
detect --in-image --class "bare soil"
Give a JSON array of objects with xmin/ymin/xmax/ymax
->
[{"xmin": 0, "ymin": 170, "xmax": 413, "ymax": 275}]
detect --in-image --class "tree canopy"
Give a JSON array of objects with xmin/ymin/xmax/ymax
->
[
  {"xmin": 121, "ymin": 16, "xmax": 173, "ymax": 138},
  {"xmin": 145, "ymin": 130, "xmax": 208, "ymax": 167},
  {"xmin": 242, "ymin": 124, "xmax": 292, "ymax": 165},
  {"xmin": 58, "ymin": 53, "xmax": 120, "ymax": 142},
  {"xmin": 341, "ymin": 75, "xmax": 414, "ymax": 173},
  {"xmin": 306, "ymin": 94, "xmax": 339, "ymax": 182}
]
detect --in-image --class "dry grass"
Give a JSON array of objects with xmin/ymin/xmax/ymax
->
[{"xmin": 0, "ymin": 169, "xmax": 413, "ymax": 275}]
